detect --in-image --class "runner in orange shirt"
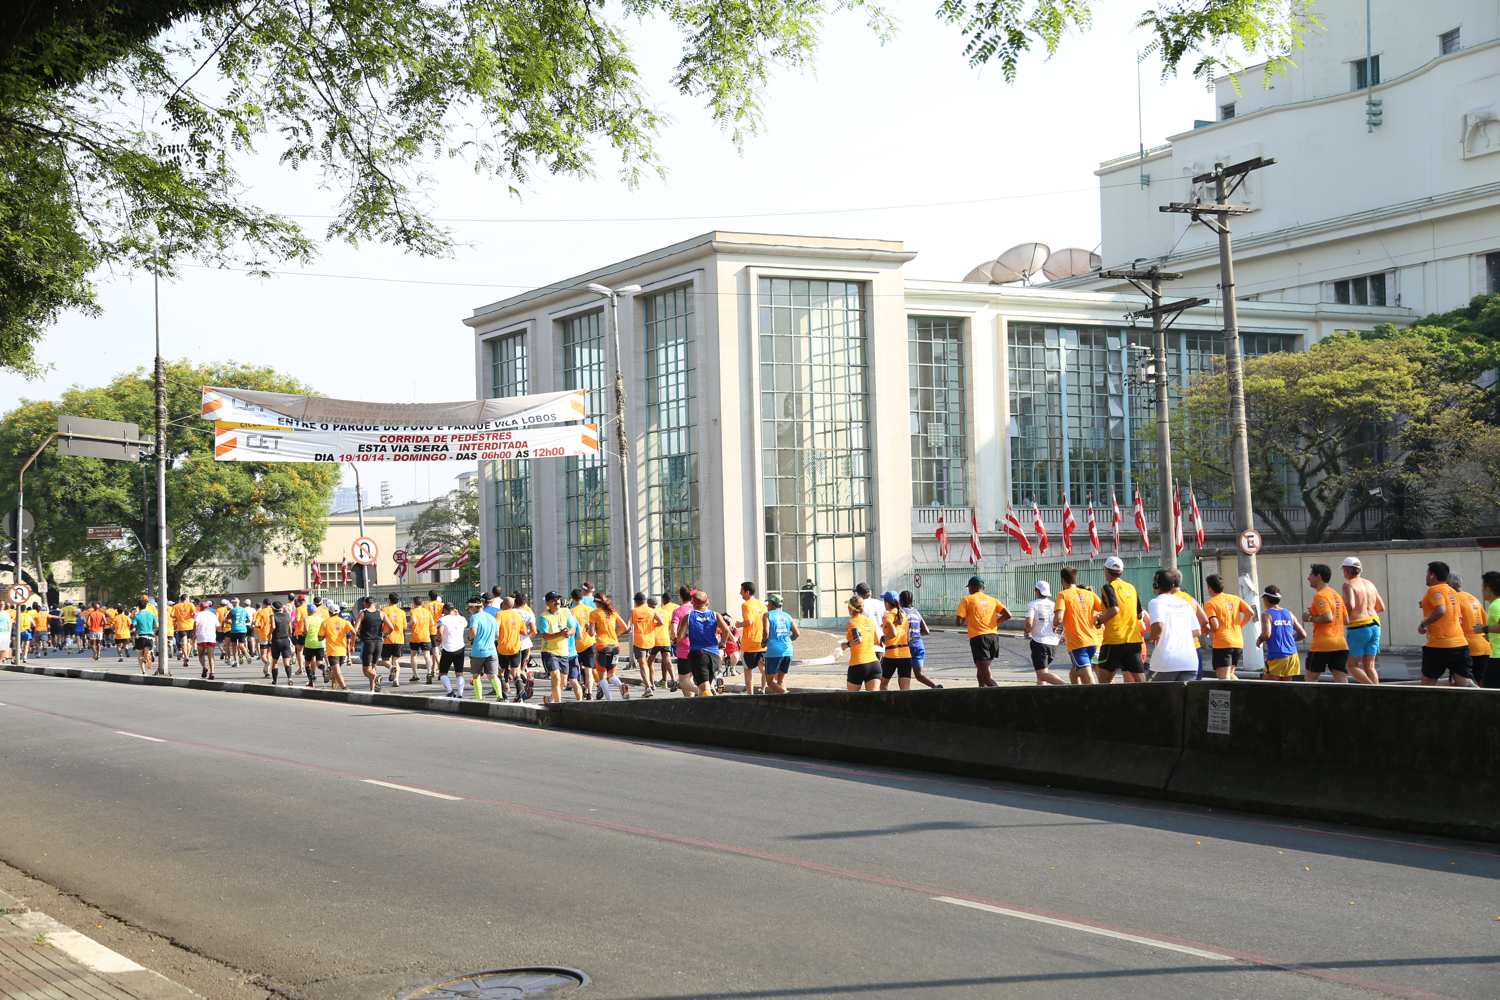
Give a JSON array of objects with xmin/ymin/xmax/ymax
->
[
  {"xmin": 629, "ymin": 593, "xmax": 663, "ymax": 696},
  {"xmin": 1418, "ymin": 562, "xmax": 1475, "ymax": 686},
  {"xmin": 1052, "ymin": 567, "xmax": 1104, "ymax": 684},
  {"xmin": 738, "ymin": 581, "xmax": 768, "ymax": 696},
  {"xmin": 1203, "ymin": 573, "xmax": 1254, "ymax": 680},
  {"xmin": 955, "ymin": 576, "xmax": 1010, "ymax": 687},
  {"xmin": 1302, "ymin": 563, "xmax": 1349, "ymax": 683}
]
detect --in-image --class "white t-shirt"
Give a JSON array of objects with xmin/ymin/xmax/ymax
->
[
  {"xmin": 193, "ymin": 609, "xmax": 218, "ymax": 644},
  {"xmin": 1025, "ymin": 598, "xmax": 1059, "ymax": 646},
  {"xmin": 517, "ymin": 607, "xmax": 536, "ymax": 650},
  {"xmin": 1147, "ymin": 594, "xmax": 1200, "ymax": 673},
  {"xmin": 860, "ymin": 596, "xmax": 885, "ymax": 650},
  {"xmin": 438, "ymin": 612, "xmax": 468, "ymax": 653}
]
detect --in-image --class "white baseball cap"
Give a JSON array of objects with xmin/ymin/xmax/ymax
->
[
  {"xmin": 1034, "ymin": 580, "xmax": 1051, "ymax": 597},
  {"xmin": 1103, "ymin": 556, "xmax": 1125, "ymax": 572},
  {"xmin": 1341, "ymin": 556, "xmax": 1362, "ymax": 570}
]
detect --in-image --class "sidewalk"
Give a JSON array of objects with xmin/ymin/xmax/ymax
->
[{"xmin": 0, "ymin": 888, "xmax": 199, "ymax": 999}]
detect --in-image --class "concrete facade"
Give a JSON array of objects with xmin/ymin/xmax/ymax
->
[
  {"xmin": 466, "ymin": 232, "xmax": 1403, "ymax": 619},
  {"xmin": 1072, "ymin": 0, "xmax": 1500, "ymax": 314}
]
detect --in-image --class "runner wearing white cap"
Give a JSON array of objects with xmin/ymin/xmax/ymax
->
[
  {"xmin": 1022, "ymin": 580, "xmax": 1064, "ymax": 685},
  {"xmin": 1096, "ymin": 556, "xmax": 1145, "ymax": 683},
  {"xmin": 1341, "ymin": 556, "xmax": 1385, "ymax": 685}
]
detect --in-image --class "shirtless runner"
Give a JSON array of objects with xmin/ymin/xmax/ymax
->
[{"xmin": 1341, "ymin": 556, "xmax": 1386, "ymax": 685}]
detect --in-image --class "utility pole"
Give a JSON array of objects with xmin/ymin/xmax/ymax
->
[
  {"xmin": 1100, "ymin": 265, "xmax": 1208, "ymax": 570},
  {"xmin": 1162, "ymin": 156, "xmax": 1275, "ymax": 600},
  {"xmin": 154, "ymin": 270, "xmax": 171, "ymax": 676}
]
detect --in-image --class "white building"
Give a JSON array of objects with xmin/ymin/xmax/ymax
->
[
  {"xmin": 465, "ymin": 232, "xmax": 1402, "ymax": 619},
  {"xmin": 1069, "ymin": 0, "xmax": 1500, "ymax": 313}
]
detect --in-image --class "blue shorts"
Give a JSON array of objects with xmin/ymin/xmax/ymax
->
[
  {"xmin": 1346, "ymin": 622, "xmax": 1381, "ymax": 658},
  {"xmin": 1068, "ymin": 646, "xmax": 1097, "ymax": 669},
  {"xmin": 764, "ymin": 655, "xmax": 791, "ymax": 675},
  {"xmin": 910, "ymin": 644, "xmax": 925, "ymax": 668},
  {"xmin": 19, "ymin": 630, "xmax": 31, "ymax": 641}
]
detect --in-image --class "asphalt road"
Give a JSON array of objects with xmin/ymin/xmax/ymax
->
[{"xmin": 0, "ymin": 672, "xmax": 1495, "ymax": 1000}]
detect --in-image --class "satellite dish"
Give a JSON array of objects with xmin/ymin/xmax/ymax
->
[
  {"xmin": 963, "ymin": 262, "xmax": 996, "ymax": 283},
  {"xmin": 996, "ymin": 242, "xmax": 1051, "ymax": 283},
  {"xmin": 987, "ymin": 260, "xmax": 1024, "ymax": 284},
  {"xmin": 1042, "ymin": 247, "xmax": 1103, "ymax": 281}
]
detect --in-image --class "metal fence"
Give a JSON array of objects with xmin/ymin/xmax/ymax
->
[{"xmin": 906, "ymin": 551, "xmax": 1204, "ymax": 625}]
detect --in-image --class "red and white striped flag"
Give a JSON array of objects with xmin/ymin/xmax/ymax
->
[
  {"xmin": 1111, "ymin": 492, "xmax": 1122, "ymax": 554},
  {"xmin": 1188, "ymin": 485, "xmax": 1206, "ymax": 550},
  {"xmin": 309, "ymin": 561, "xmax": 323, "ymax": 587},
  {"xmin": 1060, "ymin": 499, "xmax": 1077, "ymax": 556},
  {"xmin": 339, "ymin": 558, "xmax": 350, "ymax": 585},
  {"xmin": 967, "ymin": 509, "xmax": 983, "ymax": 566},
  {"xmin": 1172, "ymin": 488, "xmax": 1185, "ymax": 556},
  {"xmin": 449, "ymin": 550, "xmax": 470, "ymax": 569},
  {"xmin": 1086, "ymin": 498, "xmax": 1101, "ymax": 558},
  {"xmin": 1031, "ymin": 503, "xmax": 1050, "ymax": 555},
  {"xmin": 414, "ymin": 547, "xmax": 444, "ymax": 574},
  {"xmin": 1133, "ymin": 492, "xmax": 1151, "ymax": 553},
  {"xmin": 935, "ymin": 512, "xmax": 950, "ymax": 562},
  {"xmin": 1003, "ymin": 507, "xmax": 1033, "ymax": 555}
]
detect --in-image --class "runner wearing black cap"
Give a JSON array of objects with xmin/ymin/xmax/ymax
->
[{"xmin": 955, "ymin": 576, "xmax": 1009, "ymax": 687}]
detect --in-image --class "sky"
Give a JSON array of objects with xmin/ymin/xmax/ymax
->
[{"xmin": 2, "ymin": 4, "xmax": 1225, "ymax": 505}]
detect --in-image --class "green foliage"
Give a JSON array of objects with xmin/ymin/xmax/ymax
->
[
  {"xmin": 0, "ymin": 362, "xmax": 338, "ymax": 599},
  {"xmin": 0, "ymin": 1, "xmax": 1313, "ymax": 372},
  {"xmin": 409, "ymin": 475, "xmax": 478, "ymax": 561}
]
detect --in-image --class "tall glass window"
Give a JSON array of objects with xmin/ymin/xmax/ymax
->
[
  {"xmin": 908, "ymin": 316, "xmax": 969, "ymax": 507},
  {"xmin": 760, "ymin": 278, "xmax": 871, "ymax": 619},
  {"xmin": 643, "ymin": 286, "xmax": 700, "ymax": 593},
  {"xmin": 561, "ymin": 311, "xmax": 610, "ymax": 591},
  {"xmin": 488, "ymin": 332, "xmax": 532, "ymax": 596},
  {"xmin": 1008, "ymin": 324, "xmax": 1295, "ymax": 506}
]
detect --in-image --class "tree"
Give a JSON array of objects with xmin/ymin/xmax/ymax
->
[
  {"xmin": 408, "ymin": 475, "xmax": 479, "ymax": 591},
  {"xmin": 0, "ymin": 362, "xmax": 338, "ymax": 599},
  {"xmin": 1178, "ymin": 333, "xmax": 1452, "ymax": 544},
  {"xmin": 0, "ymin": 1, "xmax": 1312, "ymax": 371}
]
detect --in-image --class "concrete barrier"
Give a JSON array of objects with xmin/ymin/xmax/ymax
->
[
  {"xmin": 1170, "ymin": 680, "xmax": 1500, "ymax": 841},
  {"xmin": 547, "ymin": 685, "xmax": 1187, "ymax": 797}
]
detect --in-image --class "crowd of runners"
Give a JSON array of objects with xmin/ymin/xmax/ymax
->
[{"xmin": 2, "ymin": 556, "xmax": 1498, "ymax": 692}]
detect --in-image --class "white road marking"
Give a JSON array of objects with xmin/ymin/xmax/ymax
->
[
  {"xmin": 113, "ymin": 730, "xmax": 166, "ymax": 743},
  {"xmin": 933, "ymin": 896, "xmax": 1235, "ymax": 962},
  {"xmin": 11, "ymin": 912, "xmax": 145, "ymax": 973},
  {"xmin": 360, "ymin": 779, "xmax": 463, "ymax": 801}
]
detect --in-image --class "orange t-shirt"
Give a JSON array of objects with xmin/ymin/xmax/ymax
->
[
  {"xmin": 1421, "ymin": 583, "xmax": 1466, "ymax": 649},
  {"xmin": 1456, "ymin": 591, "xmax": 1489, "ymax": 657},
  {"xmin": 1205, "ymin": 592, "xmax": 1252, "ymax": 649},
  {"xmin": 955, "ymin": 593, "xmax": 1007, "ymax": 638},
  {"xmin": 1056, "ymin": 586, "xmax": 1104, "ymax": 651},
  {"xmin": 1307, "ymin": 586, "xmax": 1348, "ymax": 652},
  {"xmin": 84, "ymin": 608, "xmax": 107, "ymax": 632},
  {"xmin": 409, "ymin": 605, "xmax": 433, "ymax": 643},
  {"xmin": 590, "ymin": 609, "xmax": 623, "ymax": 647},
  {"xmin": 629, "ymin": 606, "xmax": 661, "ymax": 648},
  {"xmin": 881, "ymin": 609, "xmax": 911, "ymax": 659},
  {"xmin": 740, "ymin": 598, "xmax": 768, "ymax": 652},
  {"xmin": 846, "ymin": 615, "xmax": 877, "ymax": 665},
  {"xmin": 494, "ymin": 609, "xmax": 524, "ymax": 656},
  {"xmin": 171, "ymin": 601, "xmax": 196, "ymax": 633}
]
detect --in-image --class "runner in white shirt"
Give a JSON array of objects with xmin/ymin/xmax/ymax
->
[
  {"xmin": 1022, "ymin": 580, "xmax": 1065, "ymax": 685},
  {"xmin": 193, "ymin": 603, "xmax": 220, "ymax": 678},
  {"xmin": 1147, "ymin": 568, "xmax": 1201, "ymax": 682},
  {"xmin": 436, "ymin": 603, "xmax": 469, "ymax": 698}
]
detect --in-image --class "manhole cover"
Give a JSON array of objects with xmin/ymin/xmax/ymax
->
[{"xmin": 400, "ymin": 967, "xmax": 587, "ymax": 999}]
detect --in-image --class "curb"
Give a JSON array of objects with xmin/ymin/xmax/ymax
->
[
  {"xmin": 0, "ymin": 663, "xmax": 543, "ymax": 726},
  {"xmin": 0, "ymin": 891, "xmax": 200, "ymax": 999}
]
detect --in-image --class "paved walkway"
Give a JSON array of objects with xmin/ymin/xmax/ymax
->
[{"xmin": 0, "ymin": 889, "xmax": 196, "ymax": 999}]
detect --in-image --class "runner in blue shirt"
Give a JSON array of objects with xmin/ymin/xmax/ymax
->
[
  {"xmin": 762, "ymin": 593, "xmax": 800, "ymax": 694},
  {"xmin": 229, "ymin": 598, "xmax": 253, "ymax": 668},
  {"xmin": 900, "ymin": 590, "xmax": 943, "ymax": 689},
  {"xmin": 130, "ymin": 597, "xmax": 158, "ymax": 675},
  {"xmin": 466, "ymin": 596, "xmax": 500, "ymax": 701},
  {"xmin": 673, "ymin": 590, "xmax": 731, "ymax": 698}
]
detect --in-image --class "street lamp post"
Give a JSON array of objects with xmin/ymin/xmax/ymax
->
[
  {"xmin": 347, "ymin": 461, "xmax": 370, "ymax": 599},
  {"xmin": 586, "ymin": 282, "xmax": 642, "ymax": 599}
]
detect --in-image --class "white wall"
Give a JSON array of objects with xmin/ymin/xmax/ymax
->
[{"xmin": 1088, "ymin": 9, "xmax": 1500, "ymax": 314}]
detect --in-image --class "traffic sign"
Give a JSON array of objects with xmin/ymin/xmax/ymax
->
[
  {"xmin": 1238, "ymin": 528, "xmax": 1263, "ymax": 556},
  {"xmin": 351, "ymin": 536, "xmax": 379, "ymax": 566},
  {"xmin": 56, "ymin": 415, "xmax": 144, "ymax": 461},
  {"xmin": 913, "ymin": 572, "xmax": 922, "ymax": 590},
  {"xmin": 4, "ymin": 509, "xmax": 33, "ymax": 540},
  {"xmin": 9, "ymin": 583, "xmax": 32, "ymax": 605},
  {"xmin": 87, "ymin": 525, "xmax": 125, "ymax": 541}
]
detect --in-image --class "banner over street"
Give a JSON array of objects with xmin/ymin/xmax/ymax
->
[{"xmin": 213, "ymin": 421, "xmax": 600, "ymax": 464}]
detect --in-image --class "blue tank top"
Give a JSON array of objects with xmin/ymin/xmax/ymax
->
[
  {"xmin": 686, "ymin": 610, "xmax": 721, "ymax": 654},
  {"xmin": 765, "ymin": 609, "xmax": 794, "ymax": 658},
  {"xmin": 904, "ymin": 606, "xmax": 926, "ymax": 653},
  {"xmin": 1264, "ymin": 606, "xmax": 1298, "ymax": 660}
]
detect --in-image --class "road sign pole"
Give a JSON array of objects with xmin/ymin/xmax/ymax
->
[
  {"xmin": 154, "ymin": 273, "xmax": 171, "ymax": 676},
  {"xmin": 349, "ymin": 462, "xmax": 370, "ymax": 599}
]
